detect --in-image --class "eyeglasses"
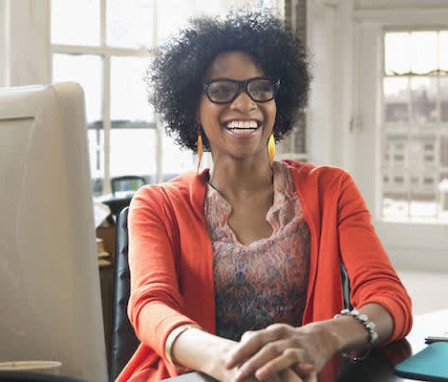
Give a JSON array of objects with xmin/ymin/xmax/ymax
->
[{"xmin": 202, "ymin": 77, "xmax": 280, "ymax": 104}]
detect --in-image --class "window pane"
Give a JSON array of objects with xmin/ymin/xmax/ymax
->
[
  {"xmin": 440, "ymin": 31, "xmax": 448, "ymax": 71},
  {"xmin": 107, "ymin": 0, "xmax": 154, "ymax": 48},
  {"xmin": 194, "ymin": 0, "xmax": 225, "ymax": 16},
  {"xmin": 110, "ymin": 129, "xmax": 156, "ymax": 179},
  {"xmin": 385, "ymin": 33, "xmax": 410, "ymax": 75},
  {"xmin": 441, "ymin": 78, "xmax": 448, "ymax": 122},
  {"xmin": 408, "ymin": 140, "xmax": 431, "ymax": 169},
  {"xmin": 440, "ymin": 137, "xmax": 448, "ymax": 167},
  {"xmin": 409, "ymin": 192, "xmax": 438, "ymax": 219},
  {"xmin": 410, "ymin": 77, "xmax": 437, "ymax": 125},
  {"xmin": 382, "ymin": 167, "xmax": 409, "ymax": 220},
  {"xmin": 411, "ymin": 32, "xmax": 438, "ymax": 74},
  {"xmin": 162, "ymin": 133, "xmax": 194, "ymax": 179},
  {"xmin": 110, "ymin": 56, "xmax": 153, "ymax": 122},
  {"xmin": 155, "ymin": 0, "xmax": 284, "ymax": 44},
  {"xmin": 51, "ymin": 0, "xmax": 100, "ymax": 46},
  {"xmin": 53, "ymin": 54, "xmax": 103, "ymax": 123},
  {"xmin": 88, "ymin": 129, "xmax": 103, "ymax": 183},
  {"xmin": 409, "ymin": 166, "xmax": 438, "ymax": 219},
  {"xmin": 157, "ymin": 0, "xmax": 196, "ymax": 42},
  {"xmin": 384, "ymin": 77, "xmax": 409, "ymax": 124}
]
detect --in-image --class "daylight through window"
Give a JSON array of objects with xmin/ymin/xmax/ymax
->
[{"xmin": 382, "ymin": 30, "xmax": 448, "ymax": 221}]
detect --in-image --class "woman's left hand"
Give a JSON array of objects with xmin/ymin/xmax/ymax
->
[{"xmin": 225, "ymin": 322, "xmax": 340, "ymax": 382}]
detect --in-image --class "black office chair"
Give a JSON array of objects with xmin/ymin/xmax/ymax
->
[
  {"xmin": 111, "ymin": 176, "xmax": 146, "ymax": 196},
  {"xmin": 340, "ymin": 264, "xmax": 353, "ymax": 311},
  {"xmin": 110, "ymin": 207, "xmax": 140, "ymax": 381}
]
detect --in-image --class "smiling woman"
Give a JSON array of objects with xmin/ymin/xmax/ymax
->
[{"xmin": 117, "ymin": 11, "xmax": 412, "ymax": 382}]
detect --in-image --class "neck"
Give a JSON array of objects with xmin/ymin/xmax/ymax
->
[{"xmin": 209, "ymin": 156, "xmax": 274, "ymax": 198}]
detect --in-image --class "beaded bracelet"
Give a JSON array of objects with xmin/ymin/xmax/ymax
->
[{"xmin": 333, "ymin": 309, "xmax": 379, "ymax": 362}]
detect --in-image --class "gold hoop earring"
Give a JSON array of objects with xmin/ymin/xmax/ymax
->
[
  {"xmin": 268, "ymin": 133, "xmax": 275, "ymax": 166},
  {"xmin": 196, "ymin": 128, "xmax": 203, "ymax": 173}
]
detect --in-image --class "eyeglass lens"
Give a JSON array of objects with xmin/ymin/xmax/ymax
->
[{"xmin": 206, "ymin": 78, "xmax": 278, "ymax": 103}]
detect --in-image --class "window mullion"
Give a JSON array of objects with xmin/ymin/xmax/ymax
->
[
  {"xmin": 101, "ymin": 0, "xmax": 112, "ymax": 195},
  {"xmin": 152, "ymin": 0, "xmax": 163, "ymax": 183},
  {"xmin": 406, "ymin": 74, "xmax": 412, "ymax": 219},
  {"xmin": 436, "ymin": 74, "xmax": 442, "ymax": 219},
  {"xmin": 103, "ymin": 53, "xmax": 112, "ymax": 195}
]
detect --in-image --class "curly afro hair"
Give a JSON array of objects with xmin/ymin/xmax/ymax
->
[{"xmin": 148, "ymin": 11, "xmax": 311, "ymax": 152}]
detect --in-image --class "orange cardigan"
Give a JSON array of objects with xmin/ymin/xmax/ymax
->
[{"xmin": 117, "ymin": 160, "xmax": 412, "ymax": 382}]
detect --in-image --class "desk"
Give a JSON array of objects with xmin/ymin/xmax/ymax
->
[
  {"xmin": 163, "ymin": 309, "xmax": 448, "ymax": 382},
  {"xmin": 0, "ymin": 372, "xmax": 86, "ymax": 381}
]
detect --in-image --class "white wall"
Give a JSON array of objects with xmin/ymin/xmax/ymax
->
[{"xmin": 306, "ymin": 0, "xmax": 448, "ymax": 271}]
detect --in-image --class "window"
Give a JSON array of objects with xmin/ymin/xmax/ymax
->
[
  {"xmin": 50, "ymin": 0, "xmax": 284, "ymax": 196},
  {"xmin": 382, "ymin": 30, "xmax": 448, "ymax": 221}
]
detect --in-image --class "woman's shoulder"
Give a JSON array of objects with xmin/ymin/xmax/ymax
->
[
  {"xmin": 282, "ymin": 159, "xmax": 352, "ymax": 184},
  {"xmin": 136, "ymin": 170, "xmax": 205, "ymax": 194},
  {"xmin": 131, "ymin": 169, "xmax": 209, "ymax": 210}
]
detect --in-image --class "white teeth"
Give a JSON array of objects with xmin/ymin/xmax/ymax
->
[{"xmin": 226, "ymin": 120, "xmax": 258, "ymax": 129}]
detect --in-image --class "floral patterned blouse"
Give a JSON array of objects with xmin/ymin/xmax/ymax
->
[{"xmin": 204, "ymin": 161, "xmax": 310, "ymax": 341}]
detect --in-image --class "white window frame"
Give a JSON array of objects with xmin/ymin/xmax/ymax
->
[
  {"xmin": 51, "ymin": 0, "xmax": 163, "ymax": 194},
  {"xmin": 381, "ymin": 28, "xmax": 448, "ymax": 222},
  {"xmin": 353, "ymin": 5, "xmax": 448, "ymax": 271}
]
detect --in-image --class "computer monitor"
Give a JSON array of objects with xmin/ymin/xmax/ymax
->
[{"xmin": 0, "ymin": 83, "xmax": 107, "ymax": 382}]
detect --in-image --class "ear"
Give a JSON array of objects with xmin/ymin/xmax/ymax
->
[{"xmin": 196, "ymin": 110, "xmax": 201, "ymax": 125}]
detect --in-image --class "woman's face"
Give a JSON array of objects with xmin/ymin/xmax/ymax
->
[{"xmin": 197, "ymin": 51, "xmax": 277, "ymax": 163}]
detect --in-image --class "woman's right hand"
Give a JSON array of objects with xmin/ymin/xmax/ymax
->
[
  {"xmin": 209, "ymin": 339, "xmax": 315, "ymax": 382},
  {"xmin": 178, "ymin": 329, "xmax": 305, "ymax": 382}
]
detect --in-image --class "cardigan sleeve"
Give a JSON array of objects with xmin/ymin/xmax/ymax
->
[
  {"xmin": 336, "ymin": 171, "xmax": 413, "ymax": 344},
  {"xmin": 127, "ymin": 186, "xmax": 199, "ymax": 358}
]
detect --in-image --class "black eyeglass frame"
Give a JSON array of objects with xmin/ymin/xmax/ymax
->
[{"xmin": 202, "ymin": 77, "xmax": 281, "ymax": 104}]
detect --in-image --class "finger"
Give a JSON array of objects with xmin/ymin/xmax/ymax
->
[
  {"xmin": 292, "ymin": 363, "xmax": 315, "ymax": 376},
  {"xmin": 225, "ymin": 332, "xmax": 275, "ymax": 369},
  {"xmin": 231, "ymin": 341, "xmax": 287, "ymax": 382},
  {"xmin": 304, "ymin": 371, "xmax": 317, "ymax": 382},
  {"xmin": 279, "ymin": 369, "xmax": 304, "ymax": 382},
  {"xmin": 234, "ymin": 342, "xmax": 310, "ymax": 382},
  {"xmin": 264, "ymin": 374, "xmax": 283, "ymax": 382},
  {"xmin": 226, "ymin": 326, "xmax": 289, "ymax": 369},
  {"xmin": 240, "ymin": 330, "xmax": 256, "ymax": 343},
  {"xmin": 254, "ymin": 349, "xmax": 314, "ymax": 381}
]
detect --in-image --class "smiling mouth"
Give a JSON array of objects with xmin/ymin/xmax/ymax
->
[{"xmin": 225, "ymin": 120, "xmax": 260, "ymax": 132}]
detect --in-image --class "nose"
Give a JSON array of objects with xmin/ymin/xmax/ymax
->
[{"xmin": 230, "ymin": 90, "xmax": 257, "ymax": 112}]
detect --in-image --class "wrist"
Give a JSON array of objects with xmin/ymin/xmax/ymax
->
[
  {"xmin": 204, "ymin": 337, "xmax": 237, "ymax": 380},
  {"xmin": 171, "ymin": 327, "xmax": 237, "ymax": 380},
  {"xmin": 166, "ymin": 324, "xmax": 201, "ymax": 366},
  {"xmin": 333, "ymin": 309, "xmax": 379, "ymax": 361},
  {"xmin": 311, "ymin": 320, "xmax": 345, "ymax": 354}
]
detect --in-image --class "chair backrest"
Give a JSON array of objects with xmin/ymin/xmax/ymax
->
[
  {"xmin": 110, "ymin": 207, "xmax": 140, "ymax": 381},
  {"xmin": 111, "ymin": 176, "xmax": 146, "ymax": 196},
  {"xmin": 340, "ymin": 263, "xmax": 353, "ymax": 311}
]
